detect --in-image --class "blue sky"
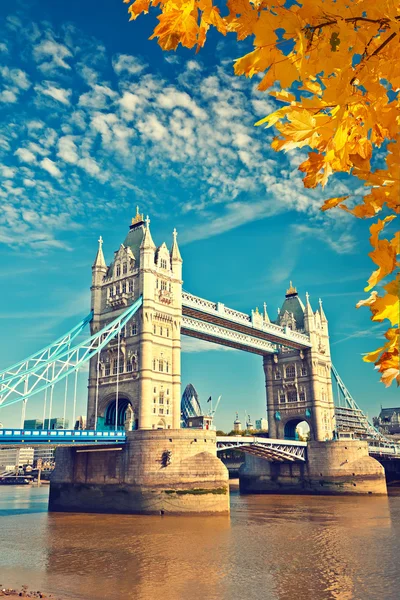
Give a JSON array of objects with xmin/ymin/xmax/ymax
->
[{"xmin": 0, "ymin": 0, "xmax": 397, "ymax": 431}]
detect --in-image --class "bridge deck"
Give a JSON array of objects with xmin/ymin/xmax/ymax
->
[{"xmin": 0, "ymin": 429, "xmax": 126, "ymax": 446}]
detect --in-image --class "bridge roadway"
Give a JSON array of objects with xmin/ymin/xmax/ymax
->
[
  {"xmin": 1, "ymin": 429, "xmax": 399, "ymax": 461},
  {"xmin": 181, "ymin": 292, "xmax": 312, "ymax": 354}
]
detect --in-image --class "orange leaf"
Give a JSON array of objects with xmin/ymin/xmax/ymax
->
[{"xmin": 321, "ymin": 195, "xmax": 349, "ymax": 212}]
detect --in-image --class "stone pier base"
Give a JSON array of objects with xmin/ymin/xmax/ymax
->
[
  {"xmin": 49, "ymin": 430, "xmax": 229, "ymax": 515},
  {"xmin": 239, "ymin": 440, "xmax": 387, "ymax": 496}
]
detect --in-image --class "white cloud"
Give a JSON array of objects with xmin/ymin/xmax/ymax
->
[
  {"xmin": 78, "ymin": 157, "xmax": 100, "ymax": 176},
  {"xmin": 112, "ymin": 54, "xmax": 146, "ymax": 76},
  {"xmin": 0, "ymin": 67, "xmax": 31, "ymax": 90},
  {"xmin": 33, "ymin": 38, "xmax": 72, "ymax": 72},
  {"xmin": 0, "ymin": 89, "xmax": 17, "ymax": 103},
  {"xmin": 15, "ymin": 148, "xmax": 36, "ymax": 163},
  {"xmin": 40, "ymin": 157, "xmax": 62, "ymax": 178},
  {"xmin": 293, "ymin": 224, "xmax": 356, "ymax": 254},
  {"xmin": 0, "ymin": 14, "xmax": 357, "ymax": 255},
  {"xmin": 37, "ymin": 82, "xmax": 71, "ymax": 105},
  {"xmin": 58, "ymin": 136, "xmax": 79, "ymax": 163}
]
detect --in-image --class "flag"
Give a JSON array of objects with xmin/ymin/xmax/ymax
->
[{"xmin": 207, "ymin": 396, "xmax": 212, "ymax": 403}]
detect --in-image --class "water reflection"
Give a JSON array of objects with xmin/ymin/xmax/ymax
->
[{"xmin": 0, "ymin": 485, "xmax": 399, "ymax": 600}]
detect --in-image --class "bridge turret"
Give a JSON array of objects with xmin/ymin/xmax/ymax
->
[
  {"xmin": 140, "ymin": 215, "xmax": 156, "ymax": 269},
  {"xmin": 264, "ymin": 284, "xmax": 335, "ymax": 442},
  {"xmin": 170, "ymin": 228, "xmax": 182, "ymax": 280},
  {"xmin": 91, "ymin": 236, "xmax": 107, "ymax": 316}
]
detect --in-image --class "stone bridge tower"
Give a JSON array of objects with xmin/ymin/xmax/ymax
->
[
  {"xmin": 263, "ymin": 283, "xmax": 335, "ymax": 442},
  {"xmin": 87, "ymin": 209, "xmax": 183, "ymax": 431}
]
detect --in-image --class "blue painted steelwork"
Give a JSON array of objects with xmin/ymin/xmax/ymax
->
[
  {"xmin": 0, "ymin": 311, "xmax": 93, "ymax": 384},
  {"xmin": 0, "ymin": 428, "xmax": 126, "ymax": 445},
  {"xmin": 0, "ymin": 296, "xmax": 143, "ymax": 409}
]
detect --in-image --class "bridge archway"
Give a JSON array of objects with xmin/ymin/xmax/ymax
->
[
  {"xmin": 284, "ymin": 419, "xmax": 310, "ymax": 441},
  {"xmin": 104, "ymin": 396, "xmax": 137, "ymax": 430}
]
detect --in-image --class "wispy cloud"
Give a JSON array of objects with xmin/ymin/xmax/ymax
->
[
  {"xmin": 182, "ymin": 336, "xmax": 236, "ymax": 353},
  {"xmin": 0, "ymin": 13, "xmax": 357, "ymax": 254}
]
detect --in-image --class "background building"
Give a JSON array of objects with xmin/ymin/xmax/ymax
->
[
  {"xmin": 233, "ymin": 413, "xmax": 242, "ymax": 433},
  {"xmin": 23, "ymin": 418, "xmax": 68, "ymax": 430},
  {"xmin": 0, "ymin": 447, "xmax": 34, "ymax": 472},
  {"xmin": 255, "ymin": 418, "xmax": 268, "ymax": 432},
  {"xmin": 34, "ymin": 447, "xmax": 55, "ymax": 468},
  {"xmin": 23, "ymin": 419, "xmax": 43, "ymax": 430},
  {"xmin": 374, "ymin": 407, "xmax": 400, "ymax": 435},
  {"xmin": 181, "ymin": 383, "xmax": 202, "ymax": 426}
]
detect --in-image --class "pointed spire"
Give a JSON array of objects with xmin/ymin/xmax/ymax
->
[
  {"xmin": 263, "ymin": 302, "xmax": 270, "ymax": 323},
  {"xmin": 92, "ymin": 235, "xmax": 106, "ymax": 269},
  {"xmin": 140, "ymin": 215, "xmax": 155, "ymax": 250},
  {"xmin": 304, "ymin": 291, "xmax": 313, "ymax": 315},
  {"xmin": 319, "ymin": 297, "xmax": 327, "ymax": 322},
  {"xmin": 170, "ymin": 227, "xmax": 182, "ymax": 262}
]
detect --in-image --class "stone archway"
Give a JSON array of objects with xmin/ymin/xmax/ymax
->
[
  {"xmin": 284, "ymin": 419, "xmax": 310, "ymax": 441},
  {"xmin": 105, "ymin": 397, "xmax": 137, "ymax": 430}
]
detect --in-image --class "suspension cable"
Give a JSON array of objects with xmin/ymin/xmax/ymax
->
[
  {"xmin": 48, "ymin": 363, "xmax": 55, "ymax": 427},
  {"xmin": 20, "ymin": 377, "xmax": 29, "ymax": 428},
  {"xmin": 42, "ymin": 386, "xmax": 48, "ymax": 430},
  {"xmin": 94, "ymin": 342, "xmax": 101, "ymax": 431},
  {"xmin": 115, "ymin": 330, "xmax": 121, "ymax": 431},
  {"xmin": 72, "ymin": 367, "xmax": 78, "ymax": 430},
  {"xmin": 63, "ymin": 374, "xmax": 68, "ymax": 430}
]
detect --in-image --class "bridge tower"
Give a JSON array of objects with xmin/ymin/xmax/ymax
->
[
  {"xmin": 263, "ymin": 283, "xmax": 335, "ymax": 442},
  {"xmin": 87, "ymin": 209, "xmax": 183, "ymax": 431}
]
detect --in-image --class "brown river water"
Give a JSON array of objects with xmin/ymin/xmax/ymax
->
[{"xmin": 0, "ymin": 484, "xmax": 399, "ymax": 600}]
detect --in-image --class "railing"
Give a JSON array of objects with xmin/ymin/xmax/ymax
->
[
  {"xmin": 182, "ymin": 316, "xmax": 277, "ymax": 354},
  {"xmin": 0, "ymin": 429, "xmax": 126, "ymax": 445},
  {"xmin": 182, "ymin": 291, "xmax": 311, "ymax": 348}
]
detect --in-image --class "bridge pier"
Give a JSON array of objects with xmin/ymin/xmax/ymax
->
[
  {"xmin": 49, "ymin": 430, "xmax": 229, "ymax": 515},
  {"xmin": 239, "ymin": 440, "xmax": 387, "ymax": 495}
]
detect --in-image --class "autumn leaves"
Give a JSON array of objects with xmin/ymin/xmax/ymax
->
[{"xmin": 124, "ymin": 0, "xmax": 400, "ymax": 386}]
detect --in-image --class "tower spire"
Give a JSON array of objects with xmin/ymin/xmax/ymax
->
[
  {"xmin": 92, "ymin": 235, "xmax": 106, "ymax": 269},
  {"xmin": 319, "ymin": 297, "xmax": 327, "ymax": 322},
  {"xmin": 170, "ymin": 228, "xmax": 182, "ymax": 262},
  {"xmin": 263, "ymin": 302, "xmax": 270, "ymax": 323},
  {"xmin": 140, "ymin": 215, "xmax": 155, "ymax": 250}
]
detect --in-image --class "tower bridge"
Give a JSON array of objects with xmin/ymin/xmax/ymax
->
[{"xmin": 0, "ymin": 210, "xmax": 395, "ymax": 513}]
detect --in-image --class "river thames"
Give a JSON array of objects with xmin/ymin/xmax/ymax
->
[{"xmin": 1, "ymin": 484, "xmax": 399, "ymax": 600}]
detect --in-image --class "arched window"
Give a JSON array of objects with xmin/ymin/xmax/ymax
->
[
  {"xmin": 288, "ymin": 390, "xmax": 297, "ymax": 403},
  {"xmin": 286, "ymin": 365, "xmax": 296, "ymax": 378},
  {"xmin": 131, "ymin": 321, "xmax": 137, "ymax": 336},
  {"xmin": 275, "ymin": 370, "xmax": 281, "ymax": 380},
  {"xmin": 299, "ymin": 389, "xmax": 306, "ymax": 402},
  {"xmin": 159, "ymin": 359, "xmax": 164, "ymax": 372},
  {"xmin": 116, "ymin": 264, "xmax": 121, "ymax": 277},
  {"xmin": 123, "ymin": 263, "xmax": 127, "ymax": 274},
  {"xmin": 160, "ymin": 258, "xmax": 167, "ymax": 270},
  {"xmin": 129, "ymin": 280, "xmax": 134, "ymax": 293},
  {"xmin": 153, "ymin": 359, "xmax": 156, "ymax": 370},
  {"xmin": 165, "ymin": 361, "xmax": 169, "ymax": 373},
  {"xmin": 279, "ymin": 391, "xmax": 286, "ymax": 403},
  {"xmin": 122, "ymin": 282, "xmax": 126, "ymax": 293}
]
